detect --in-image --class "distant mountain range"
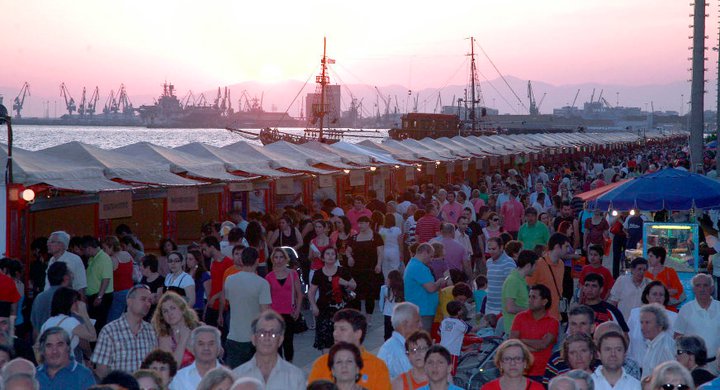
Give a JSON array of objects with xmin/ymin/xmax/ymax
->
[{"xmin": 0, "ymin": 75, "xmax": 705, "ymax": 119}]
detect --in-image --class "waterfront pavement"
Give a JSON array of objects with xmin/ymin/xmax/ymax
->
[{"xmin": 294, "ymin": 306, "xmax": 385, "ymax": 375}]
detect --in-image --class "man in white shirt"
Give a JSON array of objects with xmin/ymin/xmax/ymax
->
[
  {"xmin": 608, "ymin": 258, "xmax": 649, "ymax": 320},
  {"xmin": 170, "ymin": 326, "xmax": 223, "ymax": 390},
  {"xmin": 377, "ymin": 302, "xmax": 421, "ymax": 379},
  {"xmin": 45, "ymin": 231, "xmax": 87, "ymax": 295},
  {"xmin": 674, "ymin": 273, "xmax": 720, "ymax": 362},
  {"xmin": 233, "ymin": 310, "xmax": 305, "ymax": 388},
  {"xmin": 591, "ymin": 330, "xmax": 641, "ymax": 389},
  {"xmin": 639, "ymin": 304, "xmax": 675, "ymax": 379}
]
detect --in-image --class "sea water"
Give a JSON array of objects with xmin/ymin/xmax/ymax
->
[{"xmin": 3, "ymin": 125, "xmax": 389, "ymax": 151}]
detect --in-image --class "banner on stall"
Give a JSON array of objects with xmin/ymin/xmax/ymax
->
[
  {"xmin": 319, "ymin": 175, "xmax": 334, "ymax": 188},
  {"xmin": 446, "ymin": 162, "xmax": 455, "ymax": 173},
  {"xmin": 462, "ymin": 160, "xmax": 469, "ymax": 172},
  {"xmin": 99, "ymin": 191, "xmax": 132, "ymax": 219},
  {"xmin": 405, "ymin": 167, "xmax": 414, "ymax": 181},
  {"xmin": 167, "ymin": 187, "xmax": 199, "ymax": 212},
  {"xmin": 426, "ymin": 162, "xmax": 436, "ymax": 175},
  {"xmin": 275, "ymin": 178, "xmax": 295, "ymax": 195},
  {"xmin": 228, "ymin": 182, "xmax": 253, "ymax": 192},
  {"xmin": 349, "ymin": 170, "xmax": 365, "ymax": 186}
]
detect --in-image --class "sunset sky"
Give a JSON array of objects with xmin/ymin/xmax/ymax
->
[{"xmin": 1, "ymin": 0, "xmax": 713, "ymax": 112}]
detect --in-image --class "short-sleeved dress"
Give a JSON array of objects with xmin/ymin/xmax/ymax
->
[
  {"xmin": 348, "ymin": 232, "xmax": 384, "ymax": 301},
  {"xmin": 312, "ymin": 266, "xmax": 353, "ymax": 350}
]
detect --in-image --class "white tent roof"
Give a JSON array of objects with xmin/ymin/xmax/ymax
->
[
  {"xmin": 416, "ymin": 138, "xmax": 473, "ymax": 158},
  {"xmin": 356, "ymin": 140, "xmax": 424, "ymax": 162},
  {"xmin": 330, "ymin": 142, "xmax": 408, "ymax": 166},
  {"xmin": 264, "ymin": 141, "xmax": 357, "ymax": 170},
  {"xmin": 302, "ymin": 141, "xmax": 375, "ymax": 166},
  {"xmin": 115, "ymin": 142, "xmax": 256, "ymax": 182},
  {"xmin": 0, "ymin": 144, "xmax": 130, "ymax": 192},
  {"xmin": 222, "ymin": 141, "xmax": 336, "ymax": 174},
  {"xmin": 175, "ymin": 143, "xmax": 295, "ymax": 178},
  {"xmin": 42, "ymin": 142, "xmax": 201, "ymax": 186}
]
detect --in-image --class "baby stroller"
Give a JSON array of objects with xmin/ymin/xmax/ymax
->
[{"xmin": 452, "ymin": 335, "xmax": 504, "ymax": 390}]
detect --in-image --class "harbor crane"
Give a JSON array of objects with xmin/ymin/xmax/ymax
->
[
  {"xmin": 374, "ymin": 87, "xmax": 390, "ymax": 118},
  {"xmin": 116, "ymin": 84, "xmax": 133, "ymax": 115},
  {"xmin": 78, "ymin": 87, "xmax": 87, "ymax": 116},
  {"xmin": 13, "ymin": 82, "xmax": 30, "ymax": 118},
  {"xmin": 103, "ymin": 89, "xmax": 117, "ymax": 114},
  {"xmin": 87, "ymin": 87, "xmax": 100, "ymax": 115},
  {"xmin": 571, "ymin": 89, "xmax": 580, "ymax": 109},
  {"xmin": 182, "ymin": 90, "xmax": 196, "ymax": 108},
  {"xmin": 528, "ymin": 80, "xmax": 544, "ymax": 115},
  {"xmin": 60, "ymin": 83, "xmax": 77, "ymax": 115}
]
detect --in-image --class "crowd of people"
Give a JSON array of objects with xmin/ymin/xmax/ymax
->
[{"xmin": 1, "ymin": 138, "xmax": 718, "ymax": 389}]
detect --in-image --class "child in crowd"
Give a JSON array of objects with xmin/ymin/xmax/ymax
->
[
  {"xmin": 440, "ymin": 300, "xmax": 479, "ymax": 375},
  {"xmin": 579, "ymin": 244, "xmax": 615, "ymax": 300},
  {"xmin": 379, "ymin": 270, "xmax": 404, "ymax": 340},
  {"xmin": 473, "ymin": 275, "xmax": 487, "ymax": 315}
]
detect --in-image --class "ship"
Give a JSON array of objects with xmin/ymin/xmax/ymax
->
[{"xmin": 227, "ymin": 37, "xmax": 347, "ymax": 145}]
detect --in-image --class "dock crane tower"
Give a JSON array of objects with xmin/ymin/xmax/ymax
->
[
  {"xmin": 13, "ymin": 82, "xmax": 30, "ymax": 118},
  {"xmin": 87, "ymin": 87, "xmax": 100, "ymax": 115},
  {"xmin": 78, "ymin": 87, "xmax": 87, "ymax": 116},
  {"xmin": 528, "ymin": 81, "xmax": 540, "ymax": 115},
  {"xmin": 60, "ymin": 83, "xmax": 77, "ymax": 115}
]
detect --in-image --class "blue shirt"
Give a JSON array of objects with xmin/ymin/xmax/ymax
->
[
  {"xmin": 473, "ymin": 289, "xmax": 487, "ymax": 313},
  {"xmin": 36, "ymin": 361, "xmax": 96, "ymax": 390},
  {"xmin": 701, "ymin": 377, "xmax": 720, "ymax": 389},
  {"xmin": 377, "ymin": 331, "xmax": 411, "ymax": 380},
  {"xmin": 404, "ymin": 258, "xmax": 438, "ymax": 316}
]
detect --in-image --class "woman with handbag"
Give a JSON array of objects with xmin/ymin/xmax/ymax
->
[
  {"xmin": 309, "ymin": 247, "xmax": 357, "ymax": 353},
  {"xmin": 265, "ymin": 247, "xmax": 304, "ymax": 362}
]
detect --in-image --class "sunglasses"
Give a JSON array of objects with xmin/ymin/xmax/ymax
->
[
  {"xmin": 676, "ymin": 350, "xmax": 690, "ymax": 355},
  {"xmin": 660, "ymin": 385, "xmax": 690, "ymax": 390}
]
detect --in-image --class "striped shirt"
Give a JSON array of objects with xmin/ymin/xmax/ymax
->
[
  {"xmin": 415, "ymin": 215, "xmax": 441, "ymax": 244},
  {"xmin": 485, "ymin": 252, "xmax": 516, "ymax": 315}
]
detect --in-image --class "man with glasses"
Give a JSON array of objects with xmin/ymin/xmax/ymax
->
[
  {"xmin": 233, "ymin": 310, "xmax": 305, "ymax": 388},
  {"xmin": 674, "ymin": 274, "xmax": 720, "ymax": 366},
  {"xmin": 35, "ymin": 327, "xmax": 96, "ymax": 389},
  {"xmin": 45, "ymin": 231, "xmax": 87, "ymax": 296},
  {"xmin": 91, "ymin": 284, "xmax": 157, "ymax": 379},
  {"xmin": 170, "ymin": 326, "xmax": 224, "ymax": 390}
]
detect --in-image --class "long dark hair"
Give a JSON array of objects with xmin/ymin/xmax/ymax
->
[
  {"xmin": 387, "ymin": 270, "xmax": 404, "ymax": 302},
  {"xmin": 186, "ymin": 249, "xmax": 207, "ymax": 283},
  {"xmin": 246, "ymin": 221, "xmax": 264, "ymax": 247}
]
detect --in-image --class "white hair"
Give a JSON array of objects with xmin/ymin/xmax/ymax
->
[
  {"xmin": 548, "ymin": 376, "xmax": 579, "ymax": 390},
  {"xmin": 50, "ymin": 231, "xmax": 70, "ymax": 250},
  {"xmin": 230, "ymin": 377, "xmax": 263, "ymax": 390},
  {"xmin": 391, "ymin": 302, "xmax": 419, "ymax": 329}
]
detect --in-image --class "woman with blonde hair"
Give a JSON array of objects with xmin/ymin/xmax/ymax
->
[
  {"xmin": 152, "ymin": 291, "xmax": 200, "ymax": 368},
  {"xmin": 481, "ymin": 339, "xmax": 544, "ymax": 389},
  {"xmin": 265, "ymin": 247, "xmax": 304, "ymax": 362},
  {"xmin": 648, "ymin": 360, "xmax": 694, "ymax": 390}
]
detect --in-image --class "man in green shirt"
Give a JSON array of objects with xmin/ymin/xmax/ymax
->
[
  {"xmin": 518, "ymin": 207, "xmax": 550, "ymax": 251},
  {"xmin": 84, "ymin": 236, "xmax": 114, "ymax": 332},
  {"xmin": 501, "ymin": 250, "xmax": 538, "ymax": 334}
]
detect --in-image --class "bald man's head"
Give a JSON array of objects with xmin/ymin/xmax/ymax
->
[
  {"xmin": 1, "ymin": 358, "xmax": 36, "ymax": 378},
  {"xmin": 593, "ymin": 321, "xmax": 625, "ymax": 345}
]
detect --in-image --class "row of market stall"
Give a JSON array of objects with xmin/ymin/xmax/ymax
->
[{"xmin": 0, "ymin": 130, "xmax": 686, "ymax": 260}]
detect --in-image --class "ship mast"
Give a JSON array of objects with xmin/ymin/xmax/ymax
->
[
  {"xmin": 317, "ymin": 37, "xmax": 329, "ymax": 141},
  {"xmin": 468, "ymin": 37, "xmax": 479, "ymax": 131}
]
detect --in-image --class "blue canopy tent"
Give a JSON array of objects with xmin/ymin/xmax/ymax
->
[{"xmin": 592, "ymin": 168, "xmax": 720, "ymax": 211}]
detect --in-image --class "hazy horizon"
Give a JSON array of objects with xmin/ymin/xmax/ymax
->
[{"xmin": 2, "ymin": 0, "xmax": 718, "ymax": 116}]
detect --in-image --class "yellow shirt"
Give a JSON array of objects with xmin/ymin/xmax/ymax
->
[
  {"xmin": 307, "ymin": 348, "xmax": 391, "ymax": 390},
  {"xmin": 433, "ymin": 286, "xmax": 455, "ymax": 322}
]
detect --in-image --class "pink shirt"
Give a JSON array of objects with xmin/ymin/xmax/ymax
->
[
  {"xmin": 501, "ymin": 199, "xmax": 524, "ymax": 232},
  {"xmin": 440, "ymin": 202, "xmax": 464, "ymax": 224},
  {"xmin": 347, "ymin": 208, "xmax": 372, "ymax": 231},
  {"xmin": 265, "ymin": 270, "xmax": 298, "ymax": 314}
]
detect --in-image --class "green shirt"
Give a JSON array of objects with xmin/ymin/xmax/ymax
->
[
  {"xmin": 518, "ymin": 222, "xmax": 550, "ymax": 250},
  {"xmin": 501, "ymin": 269, "xmax": 529, "ymax": 334},
  {"xmin": 86, "ymin": 249, "xmax": 113, "ymax": 296}
]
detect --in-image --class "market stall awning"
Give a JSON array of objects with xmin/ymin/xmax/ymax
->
[{"xmin": 576, "ymin": 179, "xmax": 630, "ymax": 202}]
